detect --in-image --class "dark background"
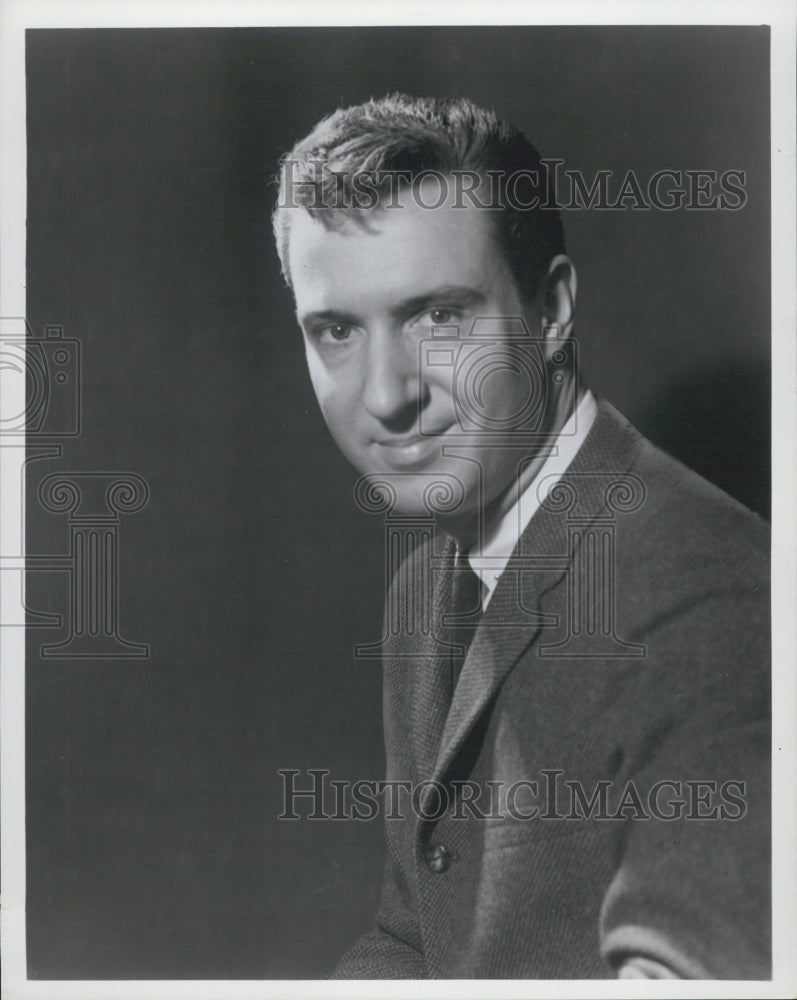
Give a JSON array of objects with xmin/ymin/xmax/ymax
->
[{"xmin": 25, "ymin": 26, "xmax": 770, "ymax": 979}]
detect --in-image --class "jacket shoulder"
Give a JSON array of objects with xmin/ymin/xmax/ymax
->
[{"xmin": 593, "ymin": 401, "xmax": 769, "ymax": 588}]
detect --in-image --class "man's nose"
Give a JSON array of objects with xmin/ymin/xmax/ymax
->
[{"xmin": 362, "ymin": 330, "xmax": 425, "ymax": 427}]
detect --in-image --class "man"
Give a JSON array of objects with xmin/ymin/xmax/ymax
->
[{"xmin": 272, "ymin": 94, "xmax": 770, "ymax": 979}]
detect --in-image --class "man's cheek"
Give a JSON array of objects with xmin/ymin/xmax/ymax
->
[
  {"xmin": 318, "ymin": 397, "xmax": 362, "ymax": 456},
  {"xmin": 306, "ymin": 356, "xmax": 341, "ymax": 413}
]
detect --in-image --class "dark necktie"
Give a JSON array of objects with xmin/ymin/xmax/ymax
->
[{"xmin": 446, "ymin": 549, "xmax": 484, "ymax": 694}]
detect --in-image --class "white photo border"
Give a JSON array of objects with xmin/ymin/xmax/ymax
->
[{"xmin": 2, "ymin": 2, "xmax": 794, "ymax": 998}]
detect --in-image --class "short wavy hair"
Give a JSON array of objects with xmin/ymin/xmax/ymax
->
[{"xmin": 272, "ymin": 93, "xmax": 565, "ymax": 300}]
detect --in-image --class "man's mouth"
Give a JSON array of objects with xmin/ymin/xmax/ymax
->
[{"xmin": 375, "ymin": 427, "xmax": 450, "ymax": 468}]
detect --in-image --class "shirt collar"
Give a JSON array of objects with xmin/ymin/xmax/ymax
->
[{"xmin": 468, "ymin": 390, "xmax": 598, "ymax": 608}]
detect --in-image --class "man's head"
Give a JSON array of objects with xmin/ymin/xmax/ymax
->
[
  {"xmin": 274, "ymin": 94, "xmax": 578, "ymax": 535},
  {"xmin": 273, "ymin": 94, "xmax": 565, "ymax": 303}
]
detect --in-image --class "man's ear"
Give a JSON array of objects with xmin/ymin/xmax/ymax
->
[{"xmin": 540, "ymin": 254, "xmax": 577, "ymax": 361}]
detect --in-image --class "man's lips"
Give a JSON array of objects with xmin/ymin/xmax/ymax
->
[{"xmin": 374, "ymin": 427, "xmax": 451, "ymax": 468}]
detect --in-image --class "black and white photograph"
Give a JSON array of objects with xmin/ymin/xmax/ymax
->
[{"xmin": 1, "ymin": 1, "xmax": 795, "ymax": 996}]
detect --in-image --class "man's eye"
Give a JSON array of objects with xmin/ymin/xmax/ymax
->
[
  {"xmin": 319, "ymin": 323, "xmax": 352, "ymax": 342},
  {"xmin": 428, "ymin": 308, "xmax": 453, "ymax": 324}
]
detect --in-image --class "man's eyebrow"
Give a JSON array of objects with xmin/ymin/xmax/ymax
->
[
  {"xmin": 298, "ymin": 286, "xmax": 485, "ymax": 329},
  {"xmin": 298, "ymin": 308, "xmax": 360, "ymax": 328},
  {"xmin": 392, "ymin": 285, "xmax": 485, "ymax": 319}
]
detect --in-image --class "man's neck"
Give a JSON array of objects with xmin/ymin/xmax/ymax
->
[{"xmin": 442, "ymin": 380, "xmax": 586, "ymax": 552}]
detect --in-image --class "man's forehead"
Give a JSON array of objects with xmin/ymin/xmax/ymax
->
[{"xmin": 286, "ymin": 191, "xmax": 502, "ymax": 304}]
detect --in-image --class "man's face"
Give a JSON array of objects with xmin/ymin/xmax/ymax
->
[{"xmin": 287, "ymin": 180, "xmax": 548, "ymax": 524}]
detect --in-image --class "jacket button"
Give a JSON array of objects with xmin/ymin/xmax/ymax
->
[{"xmin": 426, "ymin": 844, "xmax": 452, "ymax": 873}]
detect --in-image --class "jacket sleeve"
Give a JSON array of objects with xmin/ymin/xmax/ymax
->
[
  {"xmin": 331, "ymin": 561, "xmax": 428, "ymax": 979},
  {"xmin": 599, "ymin": 589, "xmax": 771, "ymax": 979},
  {"xmin": 330, "ymin": 849, "xmax": 427, "ymax": 978},
  {"xmin": 331, "ymin": 706, "xmax": 427, "ymax": 979}
]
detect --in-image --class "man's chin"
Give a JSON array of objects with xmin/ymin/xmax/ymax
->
[{"xmin": 352, "ymin": 467, "xmax": 476, "ymax": 522}]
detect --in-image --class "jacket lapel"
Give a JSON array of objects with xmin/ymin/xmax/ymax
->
[
  {"xmin": 428, "ymin": 399, "xmax": 645, "ymax": 785},
  {"xmin": 409, "ymin": 533, "xmax": 459, "ymax": 781}
]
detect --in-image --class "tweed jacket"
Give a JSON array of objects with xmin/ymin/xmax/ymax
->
[{"xmin": 333, "ymin": 400, "xmax": 770, "ymax": 979}]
